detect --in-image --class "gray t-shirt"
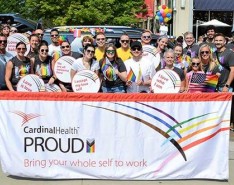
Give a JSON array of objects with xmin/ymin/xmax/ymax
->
[
  {"xmin": 0, "ymin": 51, "xmax": 13, "ymax": 88},
  {"xmin": 214, "ymin": 48, "xmax": 234, "ymax": 87}
]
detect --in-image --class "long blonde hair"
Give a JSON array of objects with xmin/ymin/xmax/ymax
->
[{"xmin": 199, "ymin": 44, "xmax": 217, "ymax": 72}]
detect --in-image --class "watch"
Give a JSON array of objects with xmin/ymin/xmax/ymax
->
[{"xmin": 225, "ymin": 84, "xmax": 230, "ymax": 88}]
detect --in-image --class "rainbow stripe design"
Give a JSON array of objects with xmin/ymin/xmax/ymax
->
[
  {"xmin": 53, "ymin": 51, "xmax": 61, "ymax": 61},
  {"xmin": 86, "ymin": 139, "xmax": 95, "ymax": 153},
  {"xmin": 18, "ymin": 64, "xmax": 30, "ymax": 77},
  {"xmin": 104, "ymin": 65, "xmax": 116, "ymax": 81},
  {"xmin": 40, "ymin": 63, "xmax": 52, "ymax": 78},
  {"xmin": 127, "ymin": 68, "xmax": 136, "ymax": 82},
  {"xmin": 205, "ymin": 74, "xmax": 218, "ymax": 92},
  {"xmin": 58, "ymin": 35, "xmax": 68, "ymax": 45}
]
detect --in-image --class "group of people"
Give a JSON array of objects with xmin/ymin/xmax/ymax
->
[{"xmin": 0, "ymin": 24, "xmax": 234, "ymax": 94}]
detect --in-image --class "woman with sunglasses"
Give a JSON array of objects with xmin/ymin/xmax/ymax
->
[
  {"xmin": 30, "ymin": 42, "xmax": 54, "ymax": 84},
  {"xmin": 71, "ymin": 44, "xmax": 99, "ymax": 80},
  {"xmin": 155, "ymin": 35, "xmax": 169, "ymax": 71},
  {"xmin": 199, "ymin": 44, "xmax": 220, "ymax": 75},
  {"xmin": 99, "ymin": 43, "xmax": 127, "ymax": 93},
  {"xmin": 5, "ymin": 42, "xmax": 31, "ymax": 91}
]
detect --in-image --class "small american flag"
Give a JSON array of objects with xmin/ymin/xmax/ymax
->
[{"xmin": 188, "ymin": 72, "xmax": 206, "ymax": 92}]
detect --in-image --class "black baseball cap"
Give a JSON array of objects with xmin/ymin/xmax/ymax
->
[{"xmin": 130, "ymin": 41, "xmax": 142, "ymax": 50}]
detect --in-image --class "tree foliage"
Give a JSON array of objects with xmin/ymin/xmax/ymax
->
[{"xmin": 0, "ymin": 0, "xmax": 145, "ymax": 27}]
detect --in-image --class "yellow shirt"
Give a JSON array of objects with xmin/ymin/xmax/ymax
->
[
  {"xmin": 95, "ymin": 48, "xmax": 105, "ymax": 62},
  {"xmin": 117, "ymin": 47, "xmax": 132, "ymax": 62}
]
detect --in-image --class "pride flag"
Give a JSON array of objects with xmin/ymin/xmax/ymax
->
[
  {"xmin": 127, "ymin": 68, "xmax": 136, "ymax": 82},
  {"xmin": 205, "ymin": 74, "xmax": 218, "ymax": 92}
]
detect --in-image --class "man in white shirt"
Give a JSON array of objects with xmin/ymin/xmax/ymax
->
[
  {"xmin": 125, "ymin": 41, "xmax": 156, "ymax": 93},
  {"xmin": 48, "ymin": 28, "xmax": 62, "ymax": 58}
]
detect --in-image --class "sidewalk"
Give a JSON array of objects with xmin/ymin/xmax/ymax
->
[{"xmin": 1, "ymin": 131, "xmax": 234, "ymax": 185}]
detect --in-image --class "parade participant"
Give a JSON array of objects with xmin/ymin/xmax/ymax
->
[
  {"xmin": 9, "ymin": 26, "xmax": 18, "ymax": 35},
  {"xmin": 183, "ymin": 32, "xmax": 199, "ymax": 59},
  {"xmin": 141, "ymin": 29, "xmax": 152, "ymax": 46},
  {"xmin": 173, "ymin": 44, "xmax": 188, "ymax": 71},
  {"xmin": 200, "ymin": 25, "xmax": 216, "ymax": 52},
  {"xmin": 155, "ymin": 35, "xmax": 169, "ymax": 70},
  {"xmin": 61, "ymin": 40, "xmax": 82, "ymax": 59},
  {"xmin": 125, "ymin": 41, "xmax": 156, "ymax": 93},
  {"xmin": 82, "ymin": 35, "xmax": 94, "ymax": 47},
  {"xmin": 0, "ymin": 34, "xmax": 13, "ymax": 90},
  {"xmin": 163, "ymin": 49, "xmax": 185, "ymax": 92},
  {"xmin": 214, "ymin": 33, "xmax": 234, "ymax": 92},
  {"xmin": 1, "ymin": 24, "xmax": 10, "ymax": 38},
  {"xmin": 31, "ymin": 42, "xmax": 54, "ymax": 84},
  {"xmin": 27, "ymin": 34, "xmax": 40, "ymax": 59},
  {"xmin": 186, "ymin": 57, "xmax": 204, "ymax": 92},
  {"xmin": 71, "ymin": 44, "xmax": 99, "ymax": 80},
  {"xmin": 199, "ymin": 44, "xmax": 220, "ymax": 75},
  {"xmin": 5, "ymin": 42, "xmax": 31, "ymax": 91},
  {"xmin": 34, "ymin": 29, "xmax": 44, "ymax": 42},
  {"xmin": 95, "ymin": 32, "xmax": 106, "ymax": 61},
  {"xmin": 117, "ymin": 34, "xmax": 132, "ymax": 62},
  {"xmin": 48, "ymin": 28, "xmax": 61, "ymax": 56},
  {"xmin": 99, "ymin": 43, "xmax": 127, "ymax": 93}
]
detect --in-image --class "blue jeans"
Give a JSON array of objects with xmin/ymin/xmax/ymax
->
[
  {"xmin": 102, "ymin": 86, "xmax": 126, "ymax": 93},
  {"xmin": 217, "ymin": 87, "xmax": 233, "ymax": 92}
]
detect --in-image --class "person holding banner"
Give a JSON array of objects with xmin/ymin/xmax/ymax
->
[
  {"xmin": 5, "ymin": 42, "xmax": 31, "ymax": 91},
  {"xmin": 71, "ymin": 44, "xmax": 99, "ymax": 80},
  {"xmin": 125, "ymin": 41, "xmax": 156, "ymax": 93},
  {"xmin": 163, "ymin": 49, "xmax": 185, "ymax": 92},
  {"xmin": 99, "ymin": 43, "xmax": 127, "ymax": 93},
  {"xmin": 30, "ymin": 42, "xmax": 54, "ymax": 84}
]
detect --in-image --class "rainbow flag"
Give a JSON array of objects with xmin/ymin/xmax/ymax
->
[
  {"xmin": 205, "ymin": 74, "xmax": 218, "ymax": 92},
  {"xmin": 127, "ymin": 68, "xmax": 136, "ymax": 82}
]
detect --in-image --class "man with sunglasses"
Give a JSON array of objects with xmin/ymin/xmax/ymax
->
[
  {"xmin": 117, "ymin": 34, "xmax": 132, "ymax": 62},
  {"xmin": 214, "ymin": 33, "xmax": 234, "ymax": 92},
  {"xmin": 61, "ymin": 41, "xmax": 82, "ymax": 59},
  {"xmin": 48, "ymin": 28, "xmax": 62, "ymax": 57},
  {"xmin": 125, "ymin": 41, "xmax": 156, "ymax": 93},
  {"xmin": 34, "ymin": 29, "xmax": 44, "ymax": 42},
  {"xmin": 0, "ymin": 34, "xmax": 13, "ymax": 90},
  {"xmin": 95, "ymin": 32, "xmax": 106, "ymax": 61}
]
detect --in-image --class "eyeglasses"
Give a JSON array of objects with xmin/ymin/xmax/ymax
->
[
  {"xmin": 10, "ymin": 30, "xmax": 17, "ymax": 33},
  {"xmin": 51, "ymin": 34, "xmax": 59, "ymax": 37},
  {"xmin": 142, "ymin": 35, "xmax": 151, "ymax": 39},
  {"xmin": 96, "ymin": 38, "xmax": 105, "ymax": 41},
  {"xmin": 106, "ymin": 50, "xmax": 115, "ymax": 54},
  {"xmin": 192, "ymin": 62, "xmax": 200, "ymax": 66},
  {"xmin": 61, "ymin": 45, "xmax": 70, "ymax": 49},
  {"xmin": 0, "ymin": 40, "xmax": 7, "ymax": 44},
  {"xmin": 37, "ymin": 33, "xmax": 44, "ymax": 36},
  {"xmin": 17, "ymin": 47, "xmax": 26, "ymax": 51},
  {"xmin": 200, "ymin": 51, "xmax": 209, "ymax": 55},
  {"xmin": 121, "ymin": 40, "xmax": 129, "ymax": 43},
  {"xmin": 40, "ymin": 49, "xmax": 48, "ymax": 53},
  {"xmin": 86, "ymin": 49, "xmax": 95, "ymax": 54},
  {"xmin": 131, "ymin": 47, "xmax": 141, "ymax": 51}
]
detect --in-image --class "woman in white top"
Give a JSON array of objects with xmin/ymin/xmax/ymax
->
[{"xmin": 70, "ymin": 44, "xmax": 99, "ymax": 80}]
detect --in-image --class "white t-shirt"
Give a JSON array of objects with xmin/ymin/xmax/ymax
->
[
  {"xmin": 124, "ymin": 56, "xmax": 156, "ymax": 93},
  {"xmin": 142, "ymin": 45, "xmax": 160, "ymax": 69},
  {"xmin": 48, "ymin": 44, "xmax": 62, "ymax": 57},
  {"xmin": 71, "ymin": 58, "xmax": 100, "ymax": 72}
]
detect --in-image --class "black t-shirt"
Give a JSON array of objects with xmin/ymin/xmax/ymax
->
[
  {"xmin": 71, "ymin": 52, "xmax": 82, "ymax": 59},
  {"xmin": 99, "ymin": 58, "xmax": 127, "ymax": 88},
  {"xmin": 173, "ymin": 67, "xmax": 185, "ymax": 81},
  {"xmin": 183, "ymin": 44, "xmax": 200, "ymax": 58}
]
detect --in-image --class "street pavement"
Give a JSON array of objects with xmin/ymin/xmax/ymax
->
[{"xmin": 1, "ymin": 131, "xmax": 234, "ymax": 185}]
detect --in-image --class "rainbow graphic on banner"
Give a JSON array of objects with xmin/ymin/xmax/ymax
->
[
  {"xmin": 127, "ymin": 68, "xmax": 136, "ymax": 82},
  {"xmin": 86, "ymin": 139, "xmax": 95, "ymax": 153}
]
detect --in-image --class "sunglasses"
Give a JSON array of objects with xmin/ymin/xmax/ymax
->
[
  {"xmin": 37, "ymin": 33, "xmax": 44, "ymax": 36},
  {"xmin": 17, "ymin": 47, "xmax": 26, "ymax": 51},
  {"xmin": 51, "ymin": 34, "xmax": 59, "ymax": 37},
  {"xmin": 106, "ymin": 50, "xmax": 115, "ymax": 54},
  {"xmin": 10, "ymin": 30, "xmax": 17, "ymax": 33},
  {"xmin": 143, "ymin": 35, "xmax": 151, "ymax": 39},
  {"xmin": 121, "ymin": 40, "xmax": 129, "ymax": 43},
  {"xmin": 40, "ymin": 49, "xmax": 48, "ymax": 53},
  {"xmin": 61, "ymin": 45, "xmax": 70, "ymax": 49},
  {"xmin": 96, "ymin": 38, "xmax": 105, "ymax": 41},
  {"xmin": 0, "ymin": 40, "xmax": 7, "ymax": 44},
  {"xmin": 200, "ymin": 51, "xmax": 209, "ymax": 55},
  {"xmin": 86, "ymin": 49, "xmax": 95, "ymax": 54},
  {"xmin": 131, "ymin": 47, "xmax": 141, "ymax": 51},
  {"xmin": 192, "ymin": 62, "xmax": 200, "ymax": 66}
]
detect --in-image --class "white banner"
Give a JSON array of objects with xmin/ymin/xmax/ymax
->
[{"xmin": 0, "ymin": 92, "xmax": 231, "ymax": 180}]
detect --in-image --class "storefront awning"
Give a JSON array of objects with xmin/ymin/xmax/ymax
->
[{"xmin": 194, "ymin": 0, "xmax": 234, "ymax": 11}]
